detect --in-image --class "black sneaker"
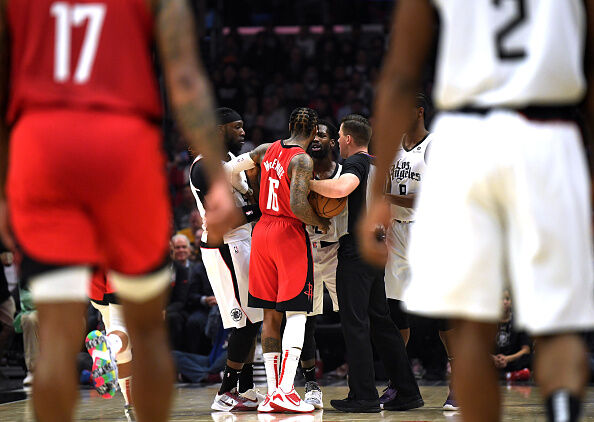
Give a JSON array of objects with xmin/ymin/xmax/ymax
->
[
  {"xmin": 382, "ymin": 394, "xmax": 424, "ymax": 411},
  {"xmin": 330, "ymin": 397, "xmax": 381, "ymax": 413}
]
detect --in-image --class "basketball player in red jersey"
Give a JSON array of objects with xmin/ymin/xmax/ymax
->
[
  {"xmin": 0, "ymin": 1, "xmax": 236, "ymax": 421},
  {"xmin": 225, "ymin": 108, "xmax": 329, "ymax": 413}
]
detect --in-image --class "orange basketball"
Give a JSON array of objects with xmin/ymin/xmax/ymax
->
[{"xmin": 308, "ymin": 191, "xmax": 347, "ymax": 218}]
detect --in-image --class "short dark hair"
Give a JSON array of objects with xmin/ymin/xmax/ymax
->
[
  {"xmin": 340, "ymin": 114, "xmax": 372, "ymax": 146},
  {"xmin": 289, "ymin": 107, "xmax": 319, "ymax": 138},
  {"xmin": 415, "ymin": 93, "xmax": 428, "ymax": 111},
  {"xmin": 318, "ymin": 119, "xmax": 338, "ymax": 140}
]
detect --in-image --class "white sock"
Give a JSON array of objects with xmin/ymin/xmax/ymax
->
[
  {"xmin": 106, "ymin": 333, "xmax": 123, "ymax": 355},
  {"xmin": 279, "ymin": 347, "xmax": 302, "ymax": 392},
  {"xmin": 118, "ymin": 376, "xmax": 132, "ymax": 405},
  {"xmin": 278, "ymin": 313, "xmax": 306, "ymax": 392},
  {"xmin": 263, "ymin": 352, "xmax": 280, "ymax": 394}
]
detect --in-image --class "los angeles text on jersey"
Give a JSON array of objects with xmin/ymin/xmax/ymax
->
[
  {"xmin": 262, "ymin": 158, "xmax": 286, "ymax": 178},
  {"xmin": 389, "ymin": 160, "xmax": 421, "ymax": 182}
]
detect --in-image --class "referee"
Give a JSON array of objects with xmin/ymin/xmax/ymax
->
[{"xmin": 309, "ymin": 114, "xmax": 423, "ymax": 413}]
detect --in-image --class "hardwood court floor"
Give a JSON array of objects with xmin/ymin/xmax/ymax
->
[{"xmin": 1, "ymin": 385, "xmax": 593, "ymax": 421}]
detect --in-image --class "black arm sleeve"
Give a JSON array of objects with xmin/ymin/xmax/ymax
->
[{"xmin": 190, "ymin": 159, "xmax": 211, "ymax": 205}]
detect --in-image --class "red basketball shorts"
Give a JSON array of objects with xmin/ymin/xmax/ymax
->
[
  {"xmin": 7, "ymin": 109, "xmax": 171, "ymax": 276},
  {"xmin": 248, "ymin": 214, "xmax": 314, "ymax": 312}
]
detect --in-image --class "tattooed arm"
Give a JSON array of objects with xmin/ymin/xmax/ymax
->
[
  {"xmin": 0, "ymin": 0, "xmax": 14, "ymax": 250},
  {"xmin": 289, "ymin": 154, "xmax": 329, "ymax": 230},
  {"xmin": 154, "ymin": 0, "xmax": 224, "ymax": 178}
]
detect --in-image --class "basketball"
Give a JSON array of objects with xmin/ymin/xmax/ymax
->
[{"xmin": 308, "ymin": 191, "xmax": 347, "ymax": 218}]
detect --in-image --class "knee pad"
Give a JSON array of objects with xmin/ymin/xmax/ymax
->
[
  {"xmin": 282, "ymin": 313, "xmax": 306, "ymax": 351},
  {"xmin": 116, "ymin": 341, "xmax": 132, "ymax": 365},
  {"xmin": 227, "ymin": 321, "xmax": 261, "ymax": 363}
]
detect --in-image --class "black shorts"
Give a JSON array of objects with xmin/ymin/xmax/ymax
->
[{"xmin": 388, "ymin": 299, "xmax": 410, "ymax": 330}]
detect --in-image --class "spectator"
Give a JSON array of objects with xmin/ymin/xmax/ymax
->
[
  {"xmin": 13, "ymin": 286, "xmax": 38, "ymax": 387},
  {"xmin": 493, "ymin": 290, "xmax": 532, "ymax": 381},
  {"xmin": 0, "ymin": 251, "xmax": 15, "ymax": 366}
]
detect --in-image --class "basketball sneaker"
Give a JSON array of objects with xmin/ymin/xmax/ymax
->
[
  {"xmin": 270, "ymin": 387, "xmax": 314, "ymax": 413},
  {"xmin": 379, "ymin": 382, "xmax": 397, "ymax": 409},
  {"xmin": 124, "ymin": 404, "xmax": 136, "ymax": 421},
  {"xmin": 443, "ymin": 390, "xmax": 459, "ymax": 411},
  {"xmin": 85, "ymin": 330, "xmax": 118, "ymax": 399},
  {"xmin": 212, "ymin": 388, "xmax": 257, "ymax": 411},
  {"xmin": 257, "ymin": 393, "xmax": 275, "ymax": 413},
  {"xmin": 239, "ymin": 388, "xmax": 265, "ymax": 407},
  {"xmin": 304, "ymin": 381, "xmax": 323, "ymax": 409}
]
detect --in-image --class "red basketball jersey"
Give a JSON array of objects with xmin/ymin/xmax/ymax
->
[
  {"xmin": 259, "ymin": 140, "xmax": 306, "ymax": 221},
  {"xmin": 6, "ymin": 0, "xmax": 161, "ymax": 124}
]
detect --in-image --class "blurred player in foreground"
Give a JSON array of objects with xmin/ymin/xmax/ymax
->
[
  {"xmin": 0, "ymin": 1, "xmax": 236, "ymax": 421},
  {"xmin": 363, "ymin": 1, "xmax": 594, "ymax": 421}
]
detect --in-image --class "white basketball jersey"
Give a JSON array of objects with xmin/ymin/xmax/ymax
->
[
  {"xmin": 190, "ymin": 153, "xmax": 251, "ymax": 244},
  {"xmin": 431, "ymin": 0, "xmax": 586, "ymax": 109},
  {"xmin": 389, "ymin": 133, "xmax": 433, "ymax": 222},
  {"xmin": 307, "ymin": 163, "xmax": 349, "ymax": 243}
]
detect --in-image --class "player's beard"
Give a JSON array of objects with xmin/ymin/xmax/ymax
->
[
  {"xmin": 226, "ymin": 137, "xmax": 242, "ymax": 156},
  {"xmin": 306, "ymin": 143, "xmax": 329, "ymax": 159}
]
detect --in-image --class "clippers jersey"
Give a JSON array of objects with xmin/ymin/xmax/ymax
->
[
  {"xmin": 259, "ymin": 140, "xmax": 306, "ymax": 222},
  {"xmin": 7, "ymin": 0, "xmax": 161, "ymax": 124},
  {"xmin": 190, "ymin": 154, "xmax": 251, "ymax": 244},
  {"xmin": 388, "ymin": 134, "xmax": 433, "ymax": 222},
  {"xmin": 307, "ymin": 163, "xmax": 348, "ymax": 243},
  {"xmin": 431, "ymin": 0, "xmax": 586, "ymax": 109}
]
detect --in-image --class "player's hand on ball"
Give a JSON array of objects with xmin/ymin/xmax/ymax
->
[
  {"xmin": 358, "ymin": 197, "xmax": 390, "ymax": 267},
  {"xmin": 317, "ymin": 217, "xmax": 330, "ymax": 234}
]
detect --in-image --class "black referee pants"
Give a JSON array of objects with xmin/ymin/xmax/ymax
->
[{"xmin": 336, "ymin": 249, "xmax": 420, "ymax": 401}]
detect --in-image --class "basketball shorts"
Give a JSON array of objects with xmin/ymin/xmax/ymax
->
[
  {"xmin": 308, "ymin": 241, "xmax": 339, "ymax": 315},
  {"xmin": 385, "ymin": 219, "xmax": 413, "ymax": 301},
  {"xmin": 249, "ymin": 215, "xmax": 314, "ymax": 312},
  {"xmin": 201, "ymin": 237, "xmax": 263, "ymax": 329},
  {"xmin": 405, "ymin": 110, "xmax": 594, "ymax": 335},
  {"xmin": 7, "ymin": 110, "xmax": 171, "ymax": 279}
]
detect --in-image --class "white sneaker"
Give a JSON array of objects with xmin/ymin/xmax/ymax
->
[
  {"xmin": 23, "ymin": 372, "xmax": 33, "ymax": 387},
  {"xmin": 239, "ymin": 388, "xmax": 265, "ymax": 407},
  {"xmin": 211, "ymin": 389, "xmax": 255, "ymax": 412},
  {"xmin": 304, "ymin": 381, "xmax": 323, "ymax": 409},
  {"xmin": 270, "ymin": 387, "xmax": 314, "ymax": 413},
  {"xmin": 257, "ymin": 393, "xmax": 276, "ymax": 413}
]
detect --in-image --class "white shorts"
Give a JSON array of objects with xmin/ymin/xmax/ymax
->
[
  {"xmin": 405, "ymin": 110, "xmax": 594, "ymax": 335},
  {"xmin": 90, "ymin": 302, "xmax": 127, "ymax": 335},
  {"xmin": 309, "ymin": 241, "xmax": 339, "ymax": 315},
  {"xmin": 201, "ymin": 238, "xmax": 263, "ymax": 329},
  {"xmin": 385, "ymin": 220, "xmax": 413, "ymax": 300}
]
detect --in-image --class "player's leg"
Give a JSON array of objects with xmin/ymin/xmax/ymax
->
[
  {"xmin": 269, "ymin": 222, "xmax": 314, "ymax": 413},
  {"xmin": 437, "ymin": 320, "xmax": 459, "ymax": 411},
  {"xmin": 113, "ymin": 275, "xmax": 173, "ymax": 422},
  {"xmin": 99, "ymin": 119, "xmax": 175, "ymax": 422},
  {"xmin": 450, "ymin": 320, "xmax": 499, "ymax": 422},
  {"xmin": 106, "ymin": 303, "xmax": 134, "ymax": 417},
  {"xmin": 301, "ymin": 315, "xmax": 323, "ymax": 409},
  {"xmin": 505, "ymin": 117, "xmax": 594, "ymax": 421},
  {"xmin": 534, "ymin": 334, "xmax": 589, "ymax": 421},
  {"xmin": 261, "ymin": 308, "xmax": 283, "ymax": 398},
  {"xmin": 28, "ymin": 265, "xmax": 92, "ymax": 422}
]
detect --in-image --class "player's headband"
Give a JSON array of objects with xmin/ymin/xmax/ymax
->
[{"xmin": 216, "ymin": 108, "xmax": 242, "ymax": 125}]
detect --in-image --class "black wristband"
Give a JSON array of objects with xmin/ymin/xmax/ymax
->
[{"xmin": 242, "ymin": 204, "xmax": 262, "ymax": 223}]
